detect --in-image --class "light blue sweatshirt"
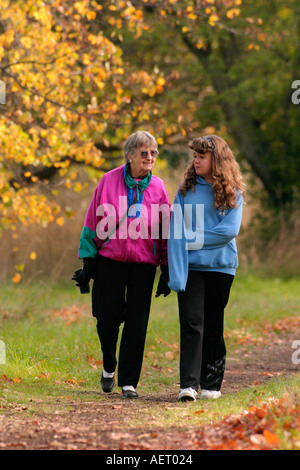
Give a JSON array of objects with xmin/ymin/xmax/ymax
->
[{"xmin": 168, "ymin": 175, "xmax": 243, "ymax": 292}]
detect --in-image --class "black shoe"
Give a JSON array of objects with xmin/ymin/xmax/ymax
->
[
  {"xmin": 101, "ymin": 373, "xmax": 115, "ymax": 393},
  {"xmin": 122, "ymin": 387, "xmax": 138, "ymax": 399}
]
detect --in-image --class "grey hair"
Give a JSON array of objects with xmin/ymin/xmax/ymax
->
[{"xmin": 123, "ymin": 131, "xmax": 157, "ymax": 163}]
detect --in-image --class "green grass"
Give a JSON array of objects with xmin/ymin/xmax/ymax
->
[
  {"xmin": 0, "ymin": 273, "xmax": 299, "ymax": 449},
  {"xmin": 1, "ymin": 273, "xmax": 299, "ymax": 389}
]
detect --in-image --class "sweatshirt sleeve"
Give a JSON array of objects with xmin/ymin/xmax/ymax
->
[
  {"xmin": 202, "ymin": 193, "xmax": 243, "ymax": 249},
  {"xmin": 159, "ymin": 183, "xmax": 171, "ymax": 267},
  {"xmin": 167, "ymin": 190, "xmax": 189, "ymax": 292},
  {"xmin": 78, "ymin": 184, "xmax": 102, "ymax": 259}
]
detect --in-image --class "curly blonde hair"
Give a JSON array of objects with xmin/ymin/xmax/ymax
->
[{"xmin": 180, "ymin": 135, "xmax": 246, "ymax": 210}]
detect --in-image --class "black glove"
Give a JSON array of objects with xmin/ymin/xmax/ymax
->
[
  {"xmin": 72, "ymin": 258, "xmax": 96, "ymax": 294},
  {"xmin": 155, "ymin": 265, "xmax": 171, "ymax": 298}
]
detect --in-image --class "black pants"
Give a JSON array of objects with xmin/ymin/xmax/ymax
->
[
  {"xmin": 92, "ymin": 255, "xmax": 156, "ymax": 388},
  {"xmin": 178, "ymin": 270, "xmax": 234, "ymax": 392}
]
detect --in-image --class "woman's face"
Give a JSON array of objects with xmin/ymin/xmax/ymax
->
[
  {"xmin": 193, "ymin": 151, "xmax": 213, "ymax": 182},
  {"xmin": 129, "ymin": 146, "xmax": 158, "ymax": 178}
]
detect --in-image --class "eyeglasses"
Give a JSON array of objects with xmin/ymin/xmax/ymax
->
[{"xmin": 139, "ymin": 150, "xmax": 159, "ymax": 158}]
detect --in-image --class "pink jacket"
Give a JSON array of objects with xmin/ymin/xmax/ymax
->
[{"xmin": 78, "ymin": 165, "xmax": 170, "ymax": 266}]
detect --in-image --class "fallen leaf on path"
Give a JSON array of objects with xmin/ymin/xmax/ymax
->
[
  {"xmin": 262, "ymin": 372, "xmax": 282, "ymax": 377},
  {"xmin": 109, "ymin": 432, "xmax": 132, "ymax": 440},
  {"xmin": 250, "ymin": 434, "xmax": 267, "ymax": 447},
  {"xmin": 263, "ymin": 429, "xmax": 280, "ymax": 444}
]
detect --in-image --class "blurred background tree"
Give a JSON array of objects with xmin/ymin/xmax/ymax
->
[{"xmin": 117, "ymin": 0, "xmax": 300, "ymax": 210}]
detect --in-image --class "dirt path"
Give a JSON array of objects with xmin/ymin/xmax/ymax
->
[{"xmin": 0, "ymin": 334, "xmax": 298, "ymax": 451}]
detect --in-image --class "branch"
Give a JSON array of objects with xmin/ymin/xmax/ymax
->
[
  {"xmin": 1, "ymin": 69, "xmax": 124, "ymax": 127},
  {"xmin": 7, "ymin": 153, "xmax": 119, "ymax": 190}
]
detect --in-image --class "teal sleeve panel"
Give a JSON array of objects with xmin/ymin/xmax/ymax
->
[{"xmin": 78, "ymin": 226, "xmax": 97, "ymax": 259}]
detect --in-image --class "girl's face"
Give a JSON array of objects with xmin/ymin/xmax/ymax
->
[{"xmin": 193, "ymin": 151, "xmax": 213, "ymax": 182}]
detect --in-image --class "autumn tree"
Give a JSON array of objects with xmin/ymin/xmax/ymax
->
[
  {"xmin": 1, "ymin": 0, "xmax": 256, "ymax": 235},
  {"xmin": 0, "ymin": 0, "xmax": 170, "ymax": 234}
]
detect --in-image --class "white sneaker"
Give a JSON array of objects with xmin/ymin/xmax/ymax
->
[
  {"xmin": 200, "ymin": 389, "xmax": 221, "ymax": 399},
  {"xmin": 178, "ymin": 387, "xmax": 198, "ymax": 402}
]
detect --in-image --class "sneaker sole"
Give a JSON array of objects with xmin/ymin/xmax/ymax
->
[
  {"xmin": 178, "ymin": 393, "xmax": 196, "ymax": 402},
  {"xmin": 179, "ymin": 396, "xmax": 196, "ymax": 402}
]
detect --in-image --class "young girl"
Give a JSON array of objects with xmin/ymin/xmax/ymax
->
[{"xmin": 168, "ymin": 135, "xmax": 246, "ymax": 402}]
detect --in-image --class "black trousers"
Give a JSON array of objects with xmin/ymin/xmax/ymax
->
[
  {"xmin": 178, "ymin": 270, "xmax": 234, "ymax": 392},
  {"xmin": 92, "ymin": 255, "xmax": 156, "ymax": 388}
]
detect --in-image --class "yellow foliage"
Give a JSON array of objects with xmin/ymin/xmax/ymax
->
[
  {"xmin": 209, "ymin": 14, "xmax": 219, "ymax": 23},
  {"xmin": 56, "ymin": 217, "xmax": 64, "ymax": 226},
  {"xmin": 86, "ymin": 10, "xmax": 96, "ymax": 20},
  {"xmin": 0, "ymin": 0, "xmax": 240, "ymax": 245},
  {"xmin": 20, "ymin": 37, "xmax": 32, "ymax": 48},
  {"xmin": 15, "ymin": 264, "xmax": 24, "ymax": 272},
  {"xmin": 12, "ymin": 273, "xmax": 21, "ymax": 284},
  {"xmin": 226, "ymin": 8, "xmax": 240, "ymax": 19}
]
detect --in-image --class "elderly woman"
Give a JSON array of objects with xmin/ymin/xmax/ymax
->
[{"xmin": 73, "ymin": 131, "xmax": 170, "ymax": 399}]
